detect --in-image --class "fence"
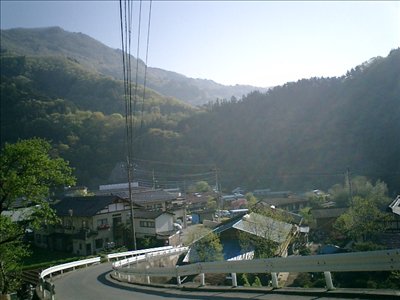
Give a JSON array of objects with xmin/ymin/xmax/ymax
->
[
  {"xmin": 38, "ymin": 246, "xmax": 182, "ymax": 299},
  {"xmin": 112, "ymin": 246, "xmax": 189, "ymax": 268},
  {"xmin": 106, "ymin": 245, "xmax": 173, "ymax": 261},
  {"xmin": 114, "ymin": 248, "xmax": 400, "ymax": 289}
]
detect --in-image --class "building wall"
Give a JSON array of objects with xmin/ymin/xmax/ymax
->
[
  {"xmin": 156, "ymin": 214, "xmax": 174, "ymax": 233},
  {"xmin": 135, "ymin": 218, "xmax": 157, "ymax": 236}
]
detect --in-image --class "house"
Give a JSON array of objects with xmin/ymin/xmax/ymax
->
[
  {"xmin": 191, "ymin": 209, "xmax": 216, "ymax": 224},
  {"xmin": 311, "ymin": 207, "xmax": 348, "ymax": 231},
  {"xmin": 379, "ymin": 196, "xmax": 400, "ymax": 249},
  {"xmin": 186, "ymin": 191, "xmax": 217, "ymax": 211},
  {"xmin": 100, "ymin": 187, "xmax": 187, "ymax": 226},
  {"xmin": 232, "ymin": 187, "xmax": 245, "ymax": 195},
  {"xmin": 260, "ymin": 196, "xmax": 309, "ymax": 212},
  {"xmin": 389, "ymin": 195, "xmax": 400, "ymax": 216},
  {"xmin": 186, "ymin": 212, "xmax": 297, "ymax": 262},
  {"xmin": 253, "ymin": 201, "xmax": 304, "ymax": 224},
  {"xmin": 34, "ymin": 195, "xmax": 142, "ymax": 255},
  {"xmin": 252, "ymin": 189, "xmax": 271, "ymax": 196},
  {"xmin": 134, "ymin": 210, "xmax": 179, "ymax": 246},
  {"xmin": 253, "ymin": 189, "xmax": 293, "ymax": 198},
  {"xmin": 102, "ymin": 189, "xmax": 178, "ymax": 211}
]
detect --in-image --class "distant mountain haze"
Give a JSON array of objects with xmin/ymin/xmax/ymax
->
[{"xmin": 0, "ymin": 27, "xmax": 268, "ymax": 106}]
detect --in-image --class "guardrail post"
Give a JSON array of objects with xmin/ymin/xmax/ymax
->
[
  {"xmin": 231, "ymin": 273, "xmax": 237, "ymax": 287},
  {"xmin": 50, "ymin": 283, "xmax": 56, "ymax": 300},
  {"xmin": 271, "ymin": 272, "xmax": 279, "ymax": 288},
  {"xmin": 177, "ymin": 275, "xmax": 182, "ymax": 286},
  {"xmin": 324, "ymin": 271, "xmax": 334, "ymax": 290},
  {"xmin": 200, "ymin": 273, "xmax": 205, "ymax": 286},
  {"xmin": 146, "ymin": 275, "xmax": 151, "ymax": 284}
]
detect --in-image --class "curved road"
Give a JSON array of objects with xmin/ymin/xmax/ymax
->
[{"xmin": 52, "ymin": 263, "xmax": 371, "ymax": 300}]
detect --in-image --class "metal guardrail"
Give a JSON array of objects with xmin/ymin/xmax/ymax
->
[
  {"xmin": 38, "ymin": 257, "xmax": 101, "ymax": 299},
  {"xmin": 38, "ymin": 246, "xmax": 181, "ymax": 299},
  {"xmin": 112, "ymin": 246, "xmax": 189, "ymax": 268},
  {"xmin": 40, "ymin": 257, "xmax": 101, "ymax": 279},
  {"xmin": 106, "ymin": 245, "xmax": 173, "ymax": 261},
  {"xmin": 114, "ymin": 248, "xmax": 400, "ymax": 290}
]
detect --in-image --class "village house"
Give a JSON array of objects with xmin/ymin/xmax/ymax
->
[
  {"xmin": 186, "ymin": 212, "xmax": 298, "ymax": 263},
  {"xmin": 134, "ymin": 210, "xmax": 180, "ymax": 246},
  {"xmin": 34, "ymin": 195, "xmax": 179, "ymax": 255},
  {"xmin": 260, "ymin": 196, "xmax": 309, "ymax": 213},
  {"xmin": 185, "ymin": 191, "xmax": 217, "ymax": 211},
  {"xmin": 311, "ymin": 207, "xmax": 348, "ymax": 231},
  {"xmin": 98, "ymin": 186, "xmax": 187, "ymax": 227},
  {"xmin": 34, "ymin": 195, "xmax": 138, "ymax": 255}
]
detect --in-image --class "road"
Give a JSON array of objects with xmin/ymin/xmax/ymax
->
[{"xmin": 51, "ymin": 263, "xmax": 378, "ymax": 300}]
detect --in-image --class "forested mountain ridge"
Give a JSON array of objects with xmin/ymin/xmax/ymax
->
[
  {"xmin": 172, "ymin": 48, "xmax": 400, "ymax": 193},
  {"xmin": 1, "ymin": 26, "xmax": 398, "ymax": 193},
  {"xmin": 1, "ymin": 27, "xmax": 267, "ymax": 105},
  {"xmin": 0, "ymin": 52, "xmax": 197, "ymax": 185}
]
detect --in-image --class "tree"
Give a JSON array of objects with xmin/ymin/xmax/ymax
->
[
  {"xmin": 245, "ymin": 192, "xmax": 257, "ymax": 209},
  {"xmin": 192, "ymin": 231, "xmax": 223, "ymax": 262},
  {"xmin": 188, "ymin": 181, "xmax": 211, "ymax": 193},
  {"xmin": 334, "ymin": 196, "xmax": 390, "ymax": 242},
  {"xmin": 206, "ymin": 196, "xmax": 217, "ymax": 210},
  {"xmin": 329, "ymin": 176, "xmax": 390, "ymax": 208},
  {"xmin": 0, "ymin": 138, "xmax": 75, "ymax": 294}
]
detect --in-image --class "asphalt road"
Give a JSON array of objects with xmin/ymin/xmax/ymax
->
[{"xmin": 52, "ymin": 263, "xmax": 376, "ymax": 300}]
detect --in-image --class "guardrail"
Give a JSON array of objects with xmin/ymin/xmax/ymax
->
[
  {"xmin": 38, "ymin": 257, "xmax": 100, "ymax": 299},
  {"xmin": 38, "ymin": 246, "xmax": 181, "ymax": 299},
  {"xmin": 40, "ymin": 257, "xmax": 101, "ymax": 279},
  {"xmin": 114, "ymin": 248, "xmax": 400, "ymax": 290},
  {"xmin": 106, "ymin": 245, "xmax": 173, "ymax": 261},
  {"xmin": 112, "ymin": 246, "xmax": 189, "ymax": 268}
]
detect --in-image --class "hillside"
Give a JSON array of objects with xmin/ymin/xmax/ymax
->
[
  {"xmin": 0, "ymin": 27, "xmax": 267, "ymax": 105},
  {"xmin": 0, "ymin": 53, "xmax": 196, "ymax": 186},
  {"xmin": 1, "ymin": 27, "xmax": 398, "ymax": 193},
  {"xmin": 170, "ymin": 48, "xmax": 400, "ymax": 193}
]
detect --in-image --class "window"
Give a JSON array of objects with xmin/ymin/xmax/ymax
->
[
  {"xmin": 140, "ymin": 221, "xmax": 155, "ymax": 228},
  {"xmin": 97, "ymin": 218, "xmax": 110, "ymax": 230},
  {"xmin": 95, "ymin": 238, "xmax": 103, "ymax": 249},
  {"xmin": 64, "ymin": 219, "xmax": 72, "ymax": 228},
  {"xmin": 97, "ymin": 218, "xmax": 108, "ymax": 226}
]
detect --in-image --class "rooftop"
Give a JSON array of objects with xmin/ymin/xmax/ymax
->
[
  {"xmin": 111, "ymin": 189, "xmax": 177, "ymax": 203},
  {"xmin": 214, "ymin": 212, "xmax": 294, "ymax": 244},
  {"xmin": 53, "ymin": 195, "xmax": 138, "ymax": 217},
  {"xmin": 134, "ymin": 210, "xmax": 174, "ymax": 219}
]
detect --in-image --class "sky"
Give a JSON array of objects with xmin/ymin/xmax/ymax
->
[{"xmin": 1, "ymin": 1, "xmax": 399, "ymax": 87}]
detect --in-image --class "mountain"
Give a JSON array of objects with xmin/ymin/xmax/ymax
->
[
  {"xmin": 1, "ymin": 26, "xmax": 398, "ymax": 193},
  {"xmin": 170, "ymin": 48, "xmax": 400, "ymax": 193},
  {"xmin": 0, "ymin": 27, "xmax": 267, "ymax": 105}
]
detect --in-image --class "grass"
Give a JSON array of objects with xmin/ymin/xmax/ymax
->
[{"xmin": 21, "ymin": 245, "xmax": 83, "ymax": 271}]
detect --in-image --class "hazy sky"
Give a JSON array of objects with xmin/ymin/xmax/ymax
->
[{"xmin": 1, "ymin": 1, "xmax": 399, "ymax": 87}]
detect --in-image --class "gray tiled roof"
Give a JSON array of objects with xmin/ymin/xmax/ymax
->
[
  {"xmin": 233, "ymin": 213, "xmax": 293, "ymax": 244},
  {"xmin": 134, "ymin": 210, "xmax": 174, "ymax": 219},
  {"xmin": 53, "ymin": 195, "xmax": 136, "ymax": 217},
  {"xmin": 214, "ymin": 212, "xmax": 293, "ymax": 244},
  {"xmin": 112, "ymin": 190, "xmax": 176, "ymax": 203}
]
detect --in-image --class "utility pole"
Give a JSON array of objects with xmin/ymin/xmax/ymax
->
[
  {"xmin": 215, "ymin": 166, "xmax": 221, "ymax": 222},
  {"xmin": 346, "ymin": 168, "xmax": 353, "ymax": 205},
  {"xmin": 127, "ymin": 162, "xmax": 137, "ymax": 250},
  {"xmin": 152, "ymin": 169, "xmax": 155, "ymax": 189}
]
